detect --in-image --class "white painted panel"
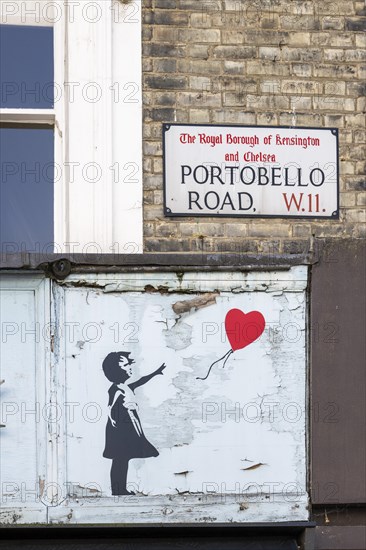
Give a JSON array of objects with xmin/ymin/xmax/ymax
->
[
  {"xmin": 0, "ymin": 276, "xmax": 49, "ymax": 523},
  {"xmin": 112, "ymin": 0, "xmax": 143, "ymax": 253},
  {"xmin": 66, "ymin": 0, "xmax": 142, "ymax": 253},
  {"xmin": 48, "ymin": 495, "xmax": 308, "ymax": 525},
  {"xmin": 57, "ymin": 269, "xmax": 308, "ymax": 523},
  {"xmin": 66, "ymin": 1, "xmax": 113, "ymax": 252},
  {"xmin": 0, "ymin": 290, "xmax": 38, "ymax": 494},
  {"xmin": 0, "ymin": 270, "xmax": 308, "ymax": 524}
]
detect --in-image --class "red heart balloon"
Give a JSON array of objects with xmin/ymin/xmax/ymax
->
[{"xmin": 225, "ymin": 309, "xmax": 265, "ymax": 352}]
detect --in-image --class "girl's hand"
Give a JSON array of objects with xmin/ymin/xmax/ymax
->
[
  {"xmin": 109, "ymin": 417, "xmax": 116, "ymax": 428},
  {"xmin": 108, "ymin": 407, "xmax": 116, "ymax": 427},
  {"xmin": 156, "ymin": 363, "xmax": 166, "ymax": 375}
]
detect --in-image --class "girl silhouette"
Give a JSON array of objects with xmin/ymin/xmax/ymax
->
[{"xmin": 102, "ymin": 351, "xmax": 166, "ymax": 496}]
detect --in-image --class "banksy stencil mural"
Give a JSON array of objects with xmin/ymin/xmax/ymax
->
[
  {"xmin": 0, "ymin": 269, "xmax": 308, "ymax": 524},
  {"xmin": 49, "ymin": 268, "xmax": 308, "ymax": 524},
  {"xmin": 101, "ymin": 308, "xmax": 266, "ymax": 497},
  {"xmin": 102, "ymin": 351, "xmax": 165, "ymax": 495}
]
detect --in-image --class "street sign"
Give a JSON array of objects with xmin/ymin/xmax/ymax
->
[{"xmin": 163, "ymin": 124, "xmax": 339, "ymax": 219}]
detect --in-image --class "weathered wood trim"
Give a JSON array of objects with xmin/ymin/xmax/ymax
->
[
  {"xmin": 310, "ymin": 239, "xmax": 366, "ymax": 504},
  {"xmin": 314, "ymin": 526, "xmax": 366, "ymax": 550},
  {"xmin": 0, "ymin": 252, "xmax": 312, "ymax": 273}
]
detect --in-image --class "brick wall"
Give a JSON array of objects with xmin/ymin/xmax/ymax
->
[{"xmin": 142, "ymin": 0, "xmax": 366, "ymax": 254}]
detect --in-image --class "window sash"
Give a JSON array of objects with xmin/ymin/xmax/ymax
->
[{"xmin": 0, "ymin": 109, "xmax": 55, "ymax": 124}]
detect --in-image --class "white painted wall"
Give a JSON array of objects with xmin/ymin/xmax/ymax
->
[
  {"xmin": 0, "ymin": 268, "xmax": 308, "ymax": 524},
  {"xmin": 63, "ymin": 0, "xmax": 143, "ymax": 253},
  {"xmin": 0, "ymin": 276, "xmax": 49, "ymax": 523}
]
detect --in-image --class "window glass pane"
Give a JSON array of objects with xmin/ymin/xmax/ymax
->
[
  {"xmin": 0, "ymin": 126, "xmax": 54, "ymax": 252},
  {"xmin": 0, "ymin": 25, "xmax": 53, "ymax": 108}
]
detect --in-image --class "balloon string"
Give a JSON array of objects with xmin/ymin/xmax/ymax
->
[
  {"xmin": 196, "ymin": 349, "xmax": 233, "ymax": 381},
  {"xmin": 222, "ymin": 349, "xmax": 233, "ymax": 369}
]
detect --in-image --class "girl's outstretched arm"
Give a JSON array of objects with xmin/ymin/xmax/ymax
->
[{"xmin": 129, "ymin": 363, "xmax": 166, "ymax": 391}]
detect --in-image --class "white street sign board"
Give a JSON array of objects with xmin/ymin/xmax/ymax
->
[{"xmin": 163, "ymin": 124, "xmax": 339, "ymax": 218}]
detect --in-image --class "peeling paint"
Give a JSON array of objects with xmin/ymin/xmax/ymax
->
[
  {"xmin": 176, "ymin": 272, "xmax": 184, "ymax": 285},
  {"xmin": 0, "ymin": 511, "xmax": 22, "ymax": 525},
  {"xmin": 59, "ymin": 267, "xmax": 308, "ymax": 294},
  {"xmin": 241, "ymin": 463, "xmax": 268, "ymax": 471},
  {"xmin": 145, "ymin": 285, "xmax": 170, "ymax": 294},
  {"xmin": 62, "ymin": 280, "xmax": 105, "ymax": 289},
  {"xmin": 231, "ymin": 287, "xmax": 243, "ymax": 294},
  {"xmin": 67, "ymin": 485, "xmax": 102, "ymax": 499}
]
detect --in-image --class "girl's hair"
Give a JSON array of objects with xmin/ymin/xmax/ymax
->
[{"xmin": 102, "ymin": 351, "xmax": 134, "ymax": 383}]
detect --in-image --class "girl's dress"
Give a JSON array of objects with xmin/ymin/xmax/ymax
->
[{"xmin": 103, "ymin": 383, "xmax": 159, "ymax": 460}]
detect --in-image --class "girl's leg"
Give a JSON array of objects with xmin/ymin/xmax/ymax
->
[{"xmin": 110, "ymin": 458, "xmax": 129, "ymax": 495}]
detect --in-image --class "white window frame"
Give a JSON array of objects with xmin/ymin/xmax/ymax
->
[{"xmin": 0, "ymin": 0, "xmax": 143, "ymax": 255}]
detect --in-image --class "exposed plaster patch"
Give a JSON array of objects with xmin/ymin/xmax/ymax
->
[
  {"xmin": 253, "ymin": 290, "xmax": 306, "ymax": 445},
  {"xmin": 164, "ymin": 322, "xmax": 193, "ymax": 351},
  {"xmin": 39, "ymin": 477, "xmax": 45, "ymax": 498},
  {"xmin": 146, "ymin": 365, "xmax": 208, "ymax": 449},
  {"xmin": 172, "ymin": 292, "xmax": 220, "ymax": 315}
]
